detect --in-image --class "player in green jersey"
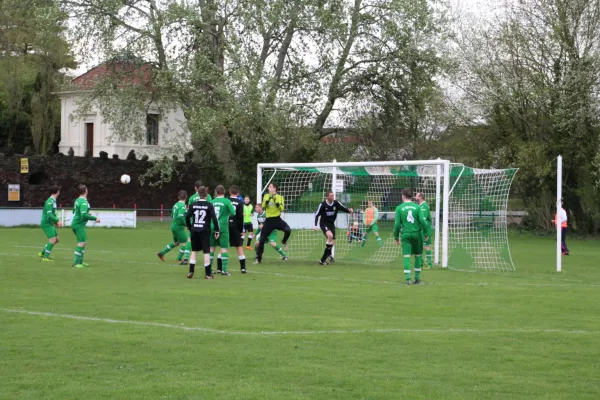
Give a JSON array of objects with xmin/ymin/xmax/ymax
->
[
  {"xmin": 394, "ymin": 188, "xmax": 429, "ymax": 285},
  {"xmin": 253, "ymin": 204, "xmax": 288, "ymax": 262},
  {"xmin": 181, "ymin": 180, "xmax": 213, "ymax": 265},
  {"xmin": 361, "ymin": 199, "xmax": 383, "ymax": 248},
  {"xmin": 242, "ymin": 196, "xmax": 254, "ymax": 250},
  {"xmin": 157, "ymin": 190, "xmax": 188, "ymax": 261},
  {"xmin": 416, "ymin": 192, "xmax": 433, "ymax": 268},
  {"xmin": 71, "ymin": 184, "xmax": 100, "ymax": 268},
  {"xmin": 210, "ymin": 185, "xmax": 236, "ymax": 275},
  {"xmin": 38, "ymin": 185, "xmax": 63, "ymax": 261}
]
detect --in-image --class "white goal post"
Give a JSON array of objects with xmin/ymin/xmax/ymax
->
[{"xmin": 257, "ymin": 160, "xmax": 518, "ymax": 271}]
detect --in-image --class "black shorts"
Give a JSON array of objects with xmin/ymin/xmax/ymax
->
[
  {"xmin": 243, "ymin": 223, "xmax": 254, "ymax": 233},
  {"xmin": 320, "ymin": 222, "xmax": 336, "ymax": 240},
  {"xmin": 190, "ymin": 231, "xmax": 211, "ymax": 254},
  {"xmin": 229, "ymin": 225, "xmax": 243, "ymax": 247}
]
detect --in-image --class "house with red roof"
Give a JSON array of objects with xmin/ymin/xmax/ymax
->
[{"xmin": 57, "ymin": 61, "xmax": 190, "ymax": 159}]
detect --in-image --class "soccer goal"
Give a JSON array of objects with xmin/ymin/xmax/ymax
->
[{"xmin": 257, "ymin": 160, "xmax": 518, "ymax": 271}]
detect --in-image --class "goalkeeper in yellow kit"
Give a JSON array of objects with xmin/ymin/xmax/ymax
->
[{"xmin": 255, "ymin": 183, "xmax": 291, "ymax": 263}]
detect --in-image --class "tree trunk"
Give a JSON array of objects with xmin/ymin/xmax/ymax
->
[{"xmin": 313, "ymin": 0, "xmax": 362, "ymax": 137}]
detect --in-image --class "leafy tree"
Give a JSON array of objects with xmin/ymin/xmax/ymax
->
[
  {"xmin": 0, "ymin": 0, "xmax": 74, "ymax": 154},
  {"xmin": 454, "ymin": 0, "xmax": 600, "ymax": 232},
  {"xmin": 60, "ymin": 0, "xmax": 448, "ymax": 190}
]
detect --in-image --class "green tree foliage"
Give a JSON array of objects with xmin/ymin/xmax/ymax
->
[
  {"xmin": 60, "ymin": 0, "xmax": 448, "ymax": 193},
  {"xmin": 452, "ymin": 0, "xmax": 600, "ymax": 233},
  {"xmin": 0, "ymin": 0, "xmax": 74, "ymax": 154}
]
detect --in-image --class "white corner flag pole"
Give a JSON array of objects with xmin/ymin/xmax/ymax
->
[{"xmin": 556, "ymin": 155, "xmax": 562, "ymax": 273}]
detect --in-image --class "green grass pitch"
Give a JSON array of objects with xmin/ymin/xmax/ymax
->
[{"xmin": 1, "ymin": 223, "xmax": 600, "ymax": 399}]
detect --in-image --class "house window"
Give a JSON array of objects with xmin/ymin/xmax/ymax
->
[{"xmin": 146, "ymin": 114, "xmax": 159, "ymax": 145}]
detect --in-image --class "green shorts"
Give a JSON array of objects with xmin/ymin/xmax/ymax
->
[
  {"xmin": 72, "ymin": 226, "xmax": 87, "ymax": 243},
  {"xmin": 210, "ymin": 230, "xmax": 230, "ymax": 249},
  {"xmin": 172, "ymin": 227, "xmax": 188, "ymax": 244},
  {"xmin": 41, "ymin": 225, "xmax": 58, "ymax": 239},
  {"xmin": 401, "ymin": 232, "xmax": 423, "ymax": 256},
  {"xmin": 366, "ymin": 223, "xmax": 379, "ymax": 234}
]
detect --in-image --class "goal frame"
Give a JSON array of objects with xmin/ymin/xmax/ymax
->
[{"xmin": 257, "ymin": 159, "xmax": 451, "ymax": 268}]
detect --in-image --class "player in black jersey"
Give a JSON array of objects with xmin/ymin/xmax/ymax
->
[
  {"xmin": 185, "ymin": 186, "xmax": 220, "ymax": 279},
  {"xmin": 229, "ymin": 185, "xmax": 247, "ymax": 274},
  {"xmin": 314, "ymin": 190, "xmax": 353, "ymax": 265}
]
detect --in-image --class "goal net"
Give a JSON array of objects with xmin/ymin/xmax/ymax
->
[{"xmin": 256, "ymin": 161, "xmax": 518, "ymax": 271}]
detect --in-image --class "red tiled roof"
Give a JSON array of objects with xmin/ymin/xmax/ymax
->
[{"xmin": 72, "ymin": 62, "xmax": 153, "ymax": 89}]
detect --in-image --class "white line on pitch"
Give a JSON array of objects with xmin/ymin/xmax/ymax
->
[{"xmin": 1, "ymin": 308, "xmax": 597, "ymax": 336}]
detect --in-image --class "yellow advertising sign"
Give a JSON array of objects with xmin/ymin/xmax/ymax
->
[
  {"xmin": 20, "ymin": 158, "xmax": 29, "ymax": 173},
  {"xmin": 8, "ymin": 184, "xmax": 20, "ymax": 201}
]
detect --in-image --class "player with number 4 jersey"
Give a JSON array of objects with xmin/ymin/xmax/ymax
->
[{"xmin": 394, "ymin": 188, "xmax": 429, "ymax": 285}]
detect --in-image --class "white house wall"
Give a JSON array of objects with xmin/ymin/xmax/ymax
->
[{"xmin": 58, "ymin": 93, "xmax": 191, "ymax": 160}]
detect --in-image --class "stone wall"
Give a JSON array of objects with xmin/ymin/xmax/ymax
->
[{"xmin": 0, "ymin": 155, "xmax": 223, "ymax": 209}]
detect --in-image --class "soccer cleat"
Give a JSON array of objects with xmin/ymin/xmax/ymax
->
[
  {"xmin": 319, "ymin": 260, "xmax": 328, "ymax": 266},
  {"xmin": 216, "ymin": 269, "xmax": 223, "ymax": 274},
  {"xmin": 220, "ymin": 271, "xmax": 231, "ymax": 276},
  {"xmin": 186, "ymin": 272, "xmax": 194, "ymax": 279},
  {"xmin": 157, "ymin": 253, "xmax": 165, "ymax": 261},
  {"xmin": 205, "ymin": 275, "xmax": 214, "ymax": 280},
  {"xmin": 245, "ymin": 246, "xmax": 253, "ymax": 251},
  {"xmin": 38, "ymin": 252, "xmax": 44, "ymax": 258},
  {"xmin": 253, "ymin": 259, "xmax": 261, "ymax": 264},
  {"xmin": 413, "ymin": 279, "xmax": 422, "ymax": 285},
  {"xmin": 241, "ymin": 268, "xmax": 247, "ymax": 274},
  {"xmin": 282, "ymin": 243, "xmax": 288, "ymax": 251},
  {"xmin": 81, "ymin": 262, "xmax": 90, "ymax": 267},
  {"xmin": 405, "ymin": 280, "xmax": 412, "ymax": 286},
  {"xmin": 328, "ymin": 256, "xmax": 335, "ymax": 263},
  {"xmin": 73, "ymin": 264, "xmax": 85, "ymax": 269},
  {"xmin": 425, "ymin": 264, "xmax": 433, "ymax": 270},
  {"xmin": 281, "ymin": 256, "xmax": 288, "ymax": 261},
  {"xmin": 179, "ymin": 260, "xmax": 188, "ymax": 266},
  {"xmin": 42, "ymin": 257, "xmax": 53, "ymax": 262}
]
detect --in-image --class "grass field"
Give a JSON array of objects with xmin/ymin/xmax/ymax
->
[{"xmin": 1, "ymin": 223, "xmax": 600, "ymax": 399}]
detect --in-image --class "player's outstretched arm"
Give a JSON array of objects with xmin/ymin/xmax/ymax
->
[
  {"xmin": 46, "ymin": 210, "xmax": 60, "ymax": 225},
  {"xmin": 335, "ymin": 200, "xmax": 352, "ymax": 214},
  {"xmin": 81, "ymin": 203, "xmax": 98, "ymax": 221}
]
